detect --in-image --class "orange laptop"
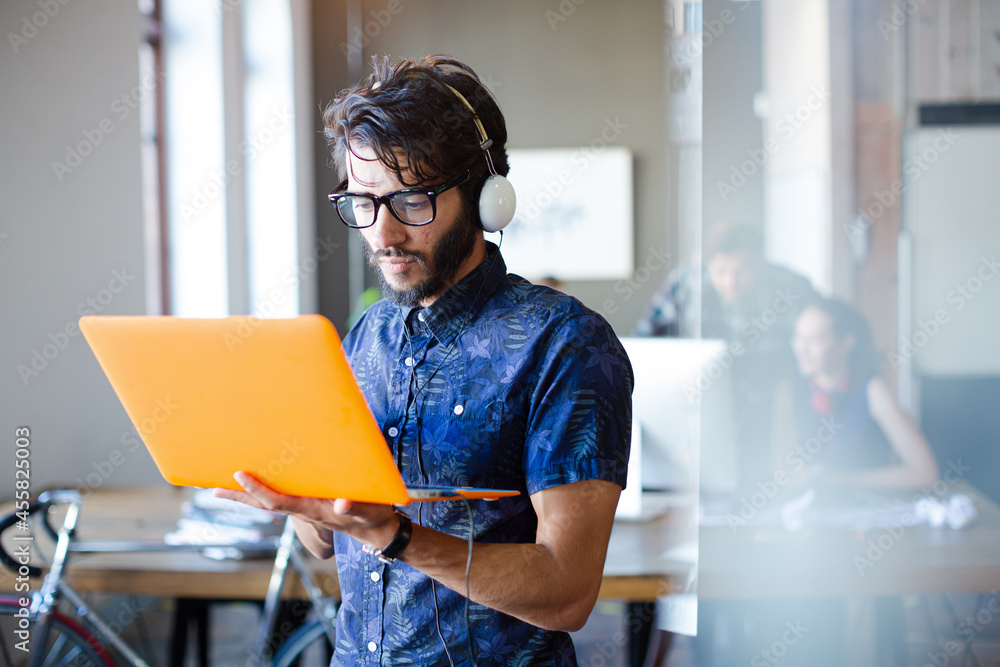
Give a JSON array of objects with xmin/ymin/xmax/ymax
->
[{"xmin": 78, "ymin": 315, "xmax": 519, "ymax": 504}]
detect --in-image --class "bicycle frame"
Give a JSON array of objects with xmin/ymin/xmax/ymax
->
[
  {"xmin": 2, "ymin": 489, "xmax": 337, "ymax": 667},
  {"xmin": 249, "ymin": 519, "xmax": 338, "ymax": 666},
  {"xmin": 12, "ymin": 490, "xmax": 152, "ymax": 667}
]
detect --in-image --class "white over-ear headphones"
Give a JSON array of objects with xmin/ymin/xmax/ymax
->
[{"xmin": 443, "ymin": 84, "xmax": 516, "ymax": 233}]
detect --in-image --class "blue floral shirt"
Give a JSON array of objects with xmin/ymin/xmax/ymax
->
[{"xmin": 335, "ymin": 243, "xmax": 633, "ymax": 666}]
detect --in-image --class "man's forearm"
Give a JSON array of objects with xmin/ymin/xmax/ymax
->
[
  {"xmin": 394, "ymin": 525, "xmax": 601, "ymax": 633},
  {"xmin": 293, "ymin": 506, "xmax": 592, "ymax": 625},
  {"xmin": 386, "ymin": 481, "xmax": 620, "ymax": 632}
]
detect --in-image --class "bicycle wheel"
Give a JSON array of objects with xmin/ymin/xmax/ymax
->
[
  {"xmin": 270, "ymin": 618, "xmax": 333, "ymax": 667},
  {"xmin": 0, "ymin": 598, "xmax": 113, "ymax": 667}
]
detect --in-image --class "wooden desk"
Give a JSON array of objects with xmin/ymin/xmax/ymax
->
[
  {"xmin": 0, "ymin": 487, "xmax": 690, "ymax": 667},
  {"xmin": 5, "ymin": 484, "xmax": 998, "ymax": 602},
  {"xmin": 690, "ymin": 484, "xmax": 1000, "ymax": 666},
  {"xmin": 0, "ymin": 486, "xmax": 690, "ymax": 602},
  {"xmin": 8, "ymin": 485, "xmax": 996, "ymax": 665},
  {"xmin": 698, "ymin": 483, "xmax": 1000, "ymax": 600},
  {"xmin": 1, "ymin": 487, "xmax": 333, "ymax": 600}
]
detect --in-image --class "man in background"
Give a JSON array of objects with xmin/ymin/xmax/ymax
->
[{"xmin": 637, "ymin": 222, "xmax": 818, "ymax": 489}]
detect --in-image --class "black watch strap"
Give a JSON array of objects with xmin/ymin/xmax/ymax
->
[{"xmin": 363, "ymin": 511, "xmax": 412, "ymax": 564}]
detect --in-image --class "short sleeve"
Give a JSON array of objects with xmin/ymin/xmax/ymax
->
[{"xmin": 523, "ymin": 313, "xmax": 634, "ymax": 495}]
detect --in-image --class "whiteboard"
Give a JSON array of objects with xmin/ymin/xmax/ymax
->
[{"xmin": 493, "ymin": 147, "xmax": 634, "ymax": 280}]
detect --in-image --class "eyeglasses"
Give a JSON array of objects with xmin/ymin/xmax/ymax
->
[{"xmin": 327, "ymin": 171, "xmax": 471, "ymax": 229}]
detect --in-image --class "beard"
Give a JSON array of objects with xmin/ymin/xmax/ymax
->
[{"xmin": 362, "ymin": 203, "xmax": 478, "ymax": 308}]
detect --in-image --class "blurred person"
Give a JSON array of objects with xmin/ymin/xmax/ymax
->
[
  {"xmin": 637, "ymin": 222, "xmax": 819, "ymax": 490},
  {"xmin": 773, "ymin": 298, "xmax": 939, "ymax": 488}
]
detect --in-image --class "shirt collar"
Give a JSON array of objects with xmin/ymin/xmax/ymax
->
[{"xmin": 400, "ymin": 242, "xmax": 506, "ymax": 342}]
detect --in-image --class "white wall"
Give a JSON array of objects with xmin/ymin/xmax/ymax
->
[
  {"xmin": 906, "ymin": 126, "xmax": 1000, "ymax": 376},
  {"xmin": 703, "ymin": 0, "xmax": 764, "ymax": 239},
  {"xmin": 1, "ymin": 0, "xmax": 163, "ymax": 499},
  {"xmin": 762, "ymin": 0, "xmax": 834, "ymax": 294}
]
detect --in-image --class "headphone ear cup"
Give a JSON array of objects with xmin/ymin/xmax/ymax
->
[{"xmin": 478, "ymin": 174, "xmax": 516, "ymax": 233}]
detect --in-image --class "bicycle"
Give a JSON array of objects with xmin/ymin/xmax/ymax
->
[{"xmin": 0, "ymin": 489, "xmax": 339, "ymax": 666}]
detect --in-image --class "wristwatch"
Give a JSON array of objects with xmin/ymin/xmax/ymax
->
[{"xmin": 362, "ymin": 511, "xmax": 413, "ymax": 564}]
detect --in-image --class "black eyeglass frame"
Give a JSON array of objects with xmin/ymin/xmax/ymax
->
[{"xmin": 327, "ymin": 171, "xmax": 472, "ymax": 229}]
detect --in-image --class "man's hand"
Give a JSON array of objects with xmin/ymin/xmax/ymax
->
[
  {"xmin": 218, "ymin": 474, "xmax": 621, "ymax": 631},
  {"xmin": 213, "ymin": 472, "xmax": 400, "ymax": 557}
]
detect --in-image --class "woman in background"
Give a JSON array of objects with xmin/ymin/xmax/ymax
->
[{"xmin": 773, "ymin": 297, "xmax": 939, "ymax": 487}]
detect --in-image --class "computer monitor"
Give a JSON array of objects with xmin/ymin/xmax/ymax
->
[
  {"xmin": 617, "ymin": 338, "xmax": 736, "ymax": 637},
  {"xmin": 619, "ymin": 338, "xmax": 738, "ymax": 498}
]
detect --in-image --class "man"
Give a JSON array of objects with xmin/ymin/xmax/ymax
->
[
  {"xmin": 636, "ymin": 223, "xmax": 817, "ymax": 489},
  {"xmin": 636, "ymin": 222, "xmax": 815, "ymax": 342},
  {"xmin": 217, "ymin": 55, "xmax": 633, "ymax": 666}
]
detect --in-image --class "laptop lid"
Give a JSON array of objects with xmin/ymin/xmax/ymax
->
[{"xmin": 79, "ymin": 315, "xmax": 517, "ymax": 504}]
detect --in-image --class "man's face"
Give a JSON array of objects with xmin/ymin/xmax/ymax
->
[
  {"xmin": 706, "ymin": 251, "xmax": 757, "ymax": 304},
  {"xmin": 348, "ymin": 144, "xmax": 484, "ymax": 308}
]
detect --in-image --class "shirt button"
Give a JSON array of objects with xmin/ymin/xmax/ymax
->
[
  {"xmin": 370, "ymin": 571, "xmax": 380, "ymax": 582},
  {"xmin": 417, "ymin": 312, "xmax": 425, "ymax": 322},
  {"xmin": 454, "ymin": 404, "xmax": 464, "ymax": 416},
  {"xmin": 405, "ymin": 357, "xmax": 414, "ymax": 367},
  {"xmin": 387, "ymin": 426, "xmax": 399, "ymax": 437},
  {"xmin": 367, "ymin": 641, "xmax": 377, "ymax": 652}
]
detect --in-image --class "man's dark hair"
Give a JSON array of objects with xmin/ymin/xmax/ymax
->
[
  {"xmin": 705, "ymin": 222, "xmax": 764, "ymax": 259},
  {"xmin": 322, "ymin": 55, "xmax": 509, "ymax": 228}
]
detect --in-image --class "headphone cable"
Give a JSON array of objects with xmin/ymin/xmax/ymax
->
[
  {"xmin": 462, "ymin": 495, "xmax": 477, "ymax": 667},
  {"xmin": 391, "ymin": 234, "xmax": 502, "ymax": 666}
]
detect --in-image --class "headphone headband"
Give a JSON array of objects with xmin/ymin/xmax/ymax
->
[
  {"xmin": 443, "ymin": 84, "xmax": 497, "ymax": 173},
  {"xmin": 440, "ymin": 75, "xmax": 516, "ymax": 233}
]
